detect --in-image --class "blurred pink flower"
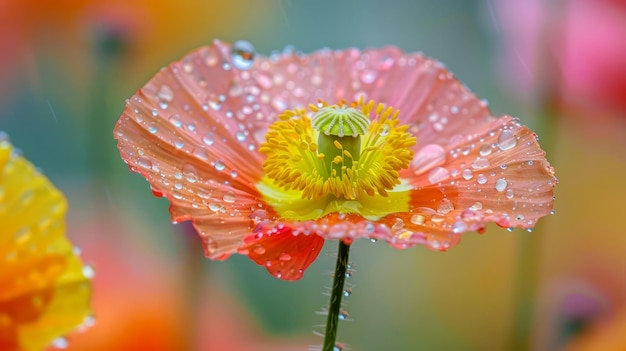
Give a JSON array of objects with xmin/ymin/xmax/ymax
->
[
  {"xmin": 495, "ymin": 0, "xmax": 626, "ymax": 114},
  {"xmin": 114, "ymin": 40, "xmax": 556, "ymax": 281}
]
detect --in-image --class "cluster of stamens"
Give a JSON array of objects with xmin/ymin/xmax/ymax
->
[{"xmin": 259, "ymin": 97, "xmax": 416, "ymax": 200}]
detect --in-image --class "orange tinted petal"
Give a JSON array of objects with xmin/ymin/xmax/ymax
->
[
  {"xmin": 115, "ymin": 41, "xmax": 274, "ymax": 259},
  {"xmin": 375, "ymin": 116, "xmax": 556, "ymax": 250},
  {"xmin": 0, "ymin": 136, "xmax": 91, "ymax": 350},
  {"xmin": 241, "ymin": 225, "xmax": 324, "ymax": 281}
]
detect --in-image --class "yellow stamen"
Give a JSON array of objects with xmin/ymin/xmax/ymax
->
[{"xmin": 258, "ymin": 99, "xmax": 416, "ymax": 220}]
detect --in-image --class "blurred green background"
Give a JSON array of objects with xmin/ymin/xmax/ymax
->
[{"xmin": 2, "ymin": 0, "xmax": 626, "ymax": 350}]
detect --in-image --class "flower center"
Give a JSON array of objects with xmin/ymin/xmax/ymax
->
[{"xmin": 259, "ymin": 97, "xmax": 416, "ymax": 204}]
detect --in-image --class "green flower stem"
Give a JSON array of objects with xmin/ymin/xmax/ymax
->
[{"xmin": 322, "ymin": 240, "xmax": 351, "ymax": 351}]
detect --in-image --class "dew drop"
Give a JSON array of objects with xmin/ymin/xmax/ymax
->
[
  {"xmin": 157, "ymin": 85, "xmax": 174, "ymax": 102},
  {"xmin": 412, "ymin": 144, "xmax": 446, "ymax": 175},
  {"xmin": 151, "ymin": 109, "xmax": 158, "ymax": 117},
  {"xmin": 236, "ymin": 131, "xmax": 247, "ymax": 142},
  {"xmin": 214, "ymin": 160, "xmax": 226, "ymax": 171},
  {"xmin": 202, "ymin": 133, "xmax": 214, "ymax": 146},
  {"xmin": 495, "ymin": 178, "xmax": 508, "ymax": 192},
  {"xmin": 174, "ymin": 139, "xmax": 185, "ymax": 149},
  {"xmin": 506, "ymin": 189, "xmax": 514, "ymax": 199},
  {"xmin": 477, "ymin": 174, "xmax": 488, "ymax": 185},
  {"xmin": 343, "ymin": 289, "xmax": 352, "ymax": 297},
  {"xmin": 479, "ymin": 144, "xmax": 492, "ymax": 156},
  {"xmin": 169, "ymin": 114, "xmax": 182, "ymax": 128},
  {"xmin": 232, "ymin": 40, "xmax": 256, "ymax": 70},
  {"xmin": 472, "ymin": 158, "xmax": 490, "ymax": 170},
  {"xmin": 82, "ymin": 265, "xmax": 95, "ymax": 279},
  {"xmin": 159, "ymin": 101, "xmax": 168, "ymax": 110},
  {"xmin": 52, "ymin": 337, "xmax": 69, "ymax": 349},
  {"xmin": 279, "ymin": 252, "xmax": 292, "ymax": 261},
  {"xmin": 230, "ymin": 170, "xmax": 238, "ymax": 178},
  {"xmin": 498, "ymin": 129, "xmax": 517, "ymax": 151},
  {"xmin": 253, "ymin": 245, "xmax": 266, "ymax": 255},
  {"xmin": 379, "ymin": 124, "xmax": 390, "ymax": 136},
  {"xmin": 437, "ymin": 198, "xmax": 454, "ymax": 214},
  {"xmin": 209, "ymin": 203, "xmax": 224, "ymax": 212},
  {"xmin": 137, "ymin": 157, "xmax": 152, "ymax": 169},
  {"xmin": 410, "ymin": 214, "xmax": 425, "ymax": 225},
  {"xmin": 469, "ymin": 202, "xmax": 483, "ymax": 211},
  {"xmin": 223, "ymin": 191, "xmax": 236, "ymax": 203},
  {"xmin": 339, "ymin": 310, "xmax": 349, "ymax": 320},
  {"xmin": 147, "ymin": 123, "xmax": 158, "ymax": 134},
  {"xmin": 462, "ymin": 168, "xmax": 473, "ymax": 180},
  {"xmin": 452, "ymin": 220, "xmax": 468, "ymax": 234},
  {"xmin": 360, "ymin": 69, "xmax": 377, "ymax": 84},
  {"xmin": 428, "ymin": 166, "xmax": 450, "ymax": 184},
  {"xmin": 182, "ymin": 164, "xmax": 198, "ymax": 183}
]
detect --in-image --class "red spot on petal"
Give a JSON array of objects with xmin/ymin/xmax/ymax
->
[{"xmin": 243, "ymin": 225, "xmax": 324, "ymax": 281}]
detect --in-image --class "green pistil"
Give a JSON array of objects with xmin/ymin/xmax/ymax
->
[{"xmin": 313, "ymin": 106, "xmax": 370, "ymax": 174}]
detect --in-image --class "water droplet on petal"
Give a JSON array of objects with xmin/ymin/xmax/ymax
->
[
  {"xmin": 437, "ymin": 198, "xmax": 454, "ymax": 214},
  {"xmin": 147, "ymin": 123, "xmax": 158, "ymax": 134},
  {"xmin": 360, "ymin": 69, "xmax": 377, "ymax": 84},
  {"xmin": 137, "ymin": 156, "xmax": 152, "ymax": 169},
  {"xmin": 157, "ymin": 85, "xmax": 174, "ymax": 102},
  {"xmin": 279, "ymin": 252, "xmax": 292, "ymax": 261},
  {"xmin": 202, "ymin": 133, "xmax": 214, "ymax": 146},
  {"xmin": 82, "ymin": 265, "xmax": 95, "ymax": 279},
  {"xmin": 472, "ymin": 158, "xmax": 490, "ymax": 170},
  {"xmin": 214, "ymin": 160, "xmax": 226, "ymax": 171},
  {"xmin": 182, "ymin": 164, "xmax": 198, "ymax": 183},
  {"xmin": 174, "ymin": 139, "xmax": 185, "ymax": 149},
  {"xmin": 412, "ymin": 144, "xmax": 446, "ymax": 175},
  {"xmin": 52, "ymin": 337, "xmax": 69, "ymax": 349},
  {"xmin": 452, "ymin": 221, "xmax": 467, "ymax": 234},
  {"xmin": 469, "ymin": 202, "xmax": 483, "ymax": 210},
  {"xmin": 495, "ymin": 178, "xmax": 508, "ymax": 192},
  {"xmin": 479, "ymin": 144, "xmax": 492, "ymax": 156},
  {"xmin": 410, "ymin": 214, "xmax": 425, "ymax": 225},
  {"xmin": 428, "ymin": 167, "xmax": 450, "ymax": 184},
  {"xmin": 169, "ymin": 114, "xmax": 182, "ymax": 128},
  {"xmin": 462, "ymin": 169, "xmax": 473, "ymax": 180},
  {"xmin": 498, "ymin": 129, "xmax": 517, "ymax": 151},
  {"xmin": 477, "ymin": 174, "xmax": 488, "ymax": 184},
  {"xmin": 223, "ymin": 191, "xmax": 236, "ymax": 203},
  {"xmin": 232, "ymin": 40, "xmax": 256, "ymax": 70}
]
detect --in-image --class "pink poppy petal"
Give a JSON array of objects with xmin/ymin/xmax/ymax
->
[
  {"xmin": 241, "ymin": 225, "xmax": 324, "ymax": 281},
  {"xmin": 385, "ymin": 116, "xmax": 555, "ymax": 250},
  {"xmin": 115, "ymin": 41, "xmax": 277, "ymax": 259}
]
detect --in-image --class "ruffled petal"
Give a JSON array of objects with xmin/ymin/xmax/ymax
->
[
  {"xmin": 385, "ymin": 116, "xmax": 556, "ymax": 250},
  {"xmin": 115, "ymin": 40, "xmax": 276, "ymax": 259},
  {"xmin": 240, "ymin": 225, "xmax": 324, "ymax": 281},
  {"xmin": 0, "ymin": 137, "xmax": 91, "ymax": 351}
]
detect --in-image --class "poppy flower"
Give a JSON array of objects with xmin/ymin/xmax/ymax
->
[
  {"xmin": 0, "ymin": 133, "xmax": 92, "ymax": 350},
  {"xmin": 114, "ymin": 40, "xmax": 556, "ymax": 281}
]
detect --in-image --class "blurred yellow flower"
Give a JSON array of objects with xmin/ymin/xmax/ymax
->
[{"xmin": 0, "ymin": 133, "xmax": 92, "ymax": 351}]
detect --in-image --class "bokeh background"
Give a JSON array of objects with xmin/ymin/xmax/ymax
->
[{"xmin": 2, "ymin": 0, "xmax": 626, "ymax": 350}]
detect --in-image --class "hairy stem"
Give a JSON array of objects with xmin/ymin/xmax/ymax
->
[{"xmin": 322, "ymin": 240, "xmax": 351, "ymax": 351}]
